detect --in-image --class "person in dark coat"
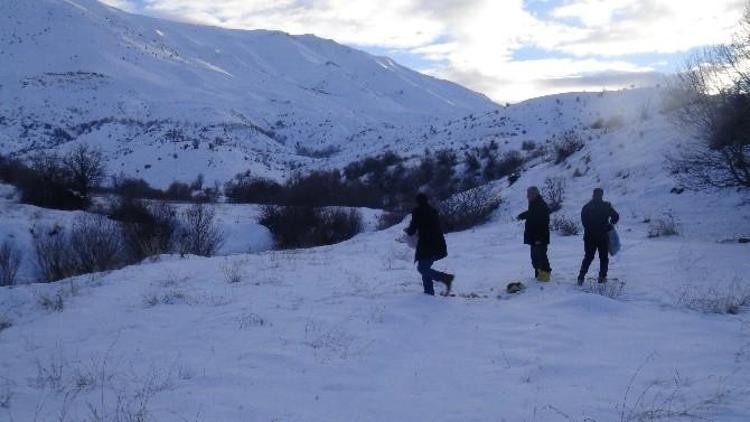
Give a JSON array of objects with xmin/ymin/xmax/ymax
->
[
  {"xmin": 578, "ymin": 188, "xmax": 620, "ymax": 284},
  {"xmin": 517, "ymin": 186, "xmax": 552, "ymax": 282},
  {"xmin": 405, "ymin": 193, "xmax": 454, "ymax": 295}
]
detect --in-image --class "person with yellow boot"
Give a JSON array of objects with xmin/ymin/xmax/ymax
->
[{"xmin": 517, "ymin": 186, "xmax": 552, "ymax": 282}]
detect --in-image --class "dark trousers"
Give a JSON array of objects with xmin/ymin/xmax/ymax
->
[
  {"xmin": 530, "ymin": 244, "xmax": 551, "ymax": 276},
  {"xmin": 417, "ymin": 259, "xmax": 449, "ymax": 295},
  {"xmin": 579, "ymin": 233, "xmax": 609, "ymax": 279}
]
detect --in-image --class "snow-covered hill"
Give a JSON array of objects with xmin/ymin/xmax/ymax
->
[{"xmin": 0, "ymin": 0, "xmax": 495, "ymax": 185}]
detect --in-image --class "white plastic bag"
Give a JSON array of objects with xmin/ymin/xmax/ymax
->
[
  {"xmin": 397, "ymin": 232, "xmax": 418, "ymax": 249},
  {"xmin": 608, "ymin": 227, "xmax": 621, "ymax": 256}
]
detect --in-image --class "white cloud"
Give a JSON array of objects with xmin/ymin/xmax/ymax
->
[
  {"xmin": 97, "ymin": 0, "xmax": 747, "ymax": 102},
  {"xmin": 99, "ymin": 0, "xmax": 138, "ymax": 12},
  {"xmin": 547, "ymin": 0, "xmax": 746, "ymax": 57}
]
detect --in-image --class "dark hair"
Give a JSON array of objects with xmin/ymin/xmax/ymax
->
[
  {"xmin": 416, "ymin": 192, "xmax": 429, "ymax": 206},
  {"xmin": 593, "ymin": 188, "xmax": 604, "ymax": 198}
]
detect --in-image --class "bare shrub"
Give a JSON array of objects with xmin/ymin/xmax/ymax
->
[
  {"xmin": 224, "ymin": 173, "xmax": 284, "ymax": 204},
  {"xmin": 521, "ymin": 140, "xmax": 537, "ymax": 151},
  {"xmin": 484, "ymin": 150, "xmax": 525, "ymax": 181},
  {"xmin": 32, "ymin": 215, "xmax": 125, "ymax": 282},
  {"xmin": 38, "ymin": 292, "xmax": 65, "ymax": 311},
  {"xmin": 62, "ymin": 144, "xmax": 105, "ymax": 200},
  {"xmin": 551, "ymin": 214, "xmax": 580, "ymax": 236},
  {"xmin": 551, "ymin": 131, "xmax": 584, "ymax": 164},
  {"xmin": 31, "ymin": 224, "xmax": 78, "ymax": 282},
  {"xmin": 238, "ymin": 313, "xmax": 268, "ymax": 328},
  {"xmin": 142, "ymin": 289, "xmax": 188, "ymax": 307},
  {"xmin": 260, "ymin": 205, "xmax": 363, "ymax": 249},
  {"xmin": 618, "ymin": 355, "xmax": 727, "ymax": 422},
  {"xmin": 176, "ymin": 203, "xmax": 225, "ymax": 257},
  {"xmin": 304, "ymin": 320, "xmax": 358, "ymax": 362},
  {"xmin": 296, "ymin": 144, "xmax": 341, "ymax": 158},
  {"xmin": 221, "ymin": 259, "xmax": 245, "ymax": 284},
  {"xmin": 343, "ymin": 151, "xmax": 403, "ymax": 180},
  {"xmin": 111, "ymin": 176, "xmax": 165, "ymax": 199},
  {"xmin": 439, "ymin": 188, "xmax": 501, "ymax": 233},
  {"xmin": 7, "ymin": 146, "xmax": 105, "ymax": 210},
  {"xmin": 0, "ymin": 239, "xmax": 22, "ymax": 286},
  {"xmin": 16, "ymin": 153, "xmax": 87, "ymax": 210},
  {"xmin": 648, "ymin": 212, "xmax": 679, "ymax": 238},
  {"xmin": 112, "ymin": 199, "xmax": 178, "ymax": 261},
  {"xmin": 581, "ymin": 279, "xmax": 625, "ymax": 300},
  {"xmin": 677, "ymin": 280, "xmax": 750, "ymax": 314},
  {"xmin": 69, "ymin": 214, "xmax": 124, "ymax": 273},
  {"xmin": 164, "ymin": 180, "xmax": 193, "ymax": 201},
  {"xmin": 33, "ymin": 354, "xmax": 67, "ymax": 392},
  {"xmin": 542, "ymin": 176, "xmax": 566, "ymax": 212}
]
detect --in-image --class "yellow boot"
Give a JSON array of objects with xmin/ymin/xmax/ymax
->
[{"xmin": 537, "ymin": 270, "xmax": 551, "ymax": 282}]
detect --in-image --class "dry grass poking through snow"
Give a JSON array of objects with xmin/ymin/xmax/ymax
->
[{"xmin": 677, "ymin": 279, "xmax": 750, "ymax": 315}]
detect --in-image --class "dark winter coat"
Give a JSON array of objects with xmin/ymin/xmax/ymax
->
[
  {"xmin": 405, "ymin": 203, "xmax": 448, "ymax": 262},
  {"xmin": 581, "ymin": 199, "xmax": 620, "ymax": 239},
  {"xmin": 518, "ymin": 197, "xmax": 551, "ymax": 245}
]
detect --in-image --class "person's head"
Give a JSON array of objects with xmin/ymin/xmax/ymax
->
[
  {"xmin": 416, "ymin": 192, "xmax": 429, "ymax": 206},
  {"xmin": 592, "ymin": 188, "xmax": 604, "ymax": 200},
  {"xmin": 527, "ymin": 186, "xmax": 540, "ymax": 202}
]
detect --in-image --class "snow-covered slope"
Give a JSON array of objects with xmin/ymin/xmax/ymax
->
[
  {"xmin": 0, "ymin": 0, "xmax": 495, "ymax": 185},
  {"xmin": 1, "ymin": 208, "xmax": 749, "ymax": 421}
]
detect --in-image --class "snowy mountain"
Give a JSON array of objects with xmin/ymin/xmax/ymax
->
[{"xmin": 0, "ymin": 0, "xmax": 495, "ymax": 185}]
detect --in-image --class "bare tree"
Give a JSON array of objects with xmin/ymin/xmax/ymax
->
[
  {"xmin": 31, "ymin": 225, "xmax": 78, "ymax": 283},
  {"xmin": 0, "ymin": 240, "xmax": 22, "ymax": 286},
  {"xmin": 177, "ymin": 204, "xmax": 224, "ymax": 257},
  {"xmin": 63, "ymin": 144, "xmax": 105, "ymax": 199},
  {"xmin": 543, "ymin": 176, "xmax": 566, "ymax": 212},
  {"xmin": 668, "ymin": 6, "xmax": 750, "ymax": 189},
  {"xmin": 31, "ymin": 215, "xmax": 124, "ymax": 282},
  {"xmin": 113, "ymin": 199, "xmax": 179, "ymax": 261},
  {"xmin": 69, "ymin": 214, "xmax": 124, "ymax": 273}
]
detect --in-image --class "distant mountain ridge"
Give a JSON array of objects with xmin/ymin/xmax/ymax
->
[{"xmin": 0, "ymin": 0, "xmax": 496, "ymax": 185}]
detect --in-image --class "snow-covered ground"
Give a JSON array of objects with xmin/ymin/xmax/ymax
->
[{"xmin": 0, "ymin": 210, "xmax": 748, "ymax": 421}]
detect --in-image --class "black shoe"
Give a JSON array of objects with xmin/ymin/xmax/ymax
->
[
  {"xmin": 443, "ymin": 274, "xmax": 455, "ymax": 294},
  {"xmin": 598, "ymin": 276, "xmax": 607, "ymax": 284}
]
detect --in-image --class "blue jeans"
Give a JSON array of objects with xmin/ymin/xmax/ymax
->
[{"xmin": 417, "ymin": 259, "xmax": 449, "ymax": 295}]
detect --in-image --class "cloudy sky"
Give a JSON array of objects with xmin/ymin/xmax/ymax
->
[{"xmin": 100, "ymin": 0, "xmax": 747, "ymax": 102}]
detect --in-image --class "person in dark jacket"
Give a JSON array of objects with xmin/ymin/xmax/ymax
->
[
  {"xmin": 517, "ymin": 186, "xmax": 552, "ymax": 282},
  {"xmin": 578, "ymin": 188, "xmax": 620, "ymax": 285},
  {"xmin": 405, "ymin": 193, "xmax": 454, "ymax": 296}
]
